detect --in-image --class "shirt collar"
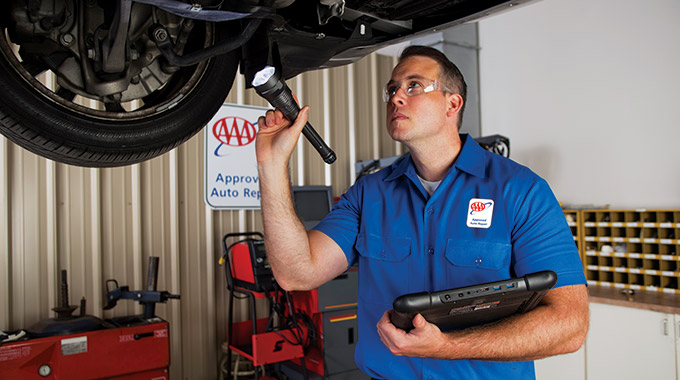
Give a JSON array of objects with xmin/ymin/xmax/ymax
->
[
  {"xmin": 454, "ymin": 133, "xmax": 487, "ymax": 178},
  {"xmin": 384, "ymin": 133, "xmax": 487, "ymax": 182}
]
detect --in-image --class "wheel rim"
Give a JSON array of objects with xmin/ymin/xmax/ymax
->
[{"xmin": 0, "ymin": 14, "xmax": 213, "ymax": 122}]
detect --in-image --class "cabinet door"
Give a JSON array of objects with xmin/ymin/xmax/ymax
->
[{"xmin": 586, "ymin": 303, "xmax": 676, "ymax": 380}]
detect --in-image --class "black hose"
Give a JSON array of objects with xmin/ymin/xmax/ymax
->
[{"xmin": 151, "ymin": 18, "xmax": 262, "ymax": 67}]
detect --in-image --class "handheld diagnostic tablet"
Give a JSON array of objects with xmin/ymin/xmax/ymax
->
[{"xmin": 390, "ymin": 270, "xmax": 557, "ymax": 332}]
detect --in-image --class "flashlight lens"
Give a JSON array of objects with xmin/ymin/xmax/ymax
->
[{"xmin": 252, "ymin": 66, "xmax": 276, "ymax": 87}]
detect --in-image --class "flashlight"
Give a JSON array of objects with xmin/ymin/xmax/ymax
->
[{"xmin": 253, "ymin": 66, "xmax": 337, "ymax": 164}]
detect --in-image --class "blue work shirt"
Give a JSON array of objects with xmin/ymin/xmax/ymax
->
[{"xmin": 314, "ymin": 134, "xmax": 586, "ymax": 380}]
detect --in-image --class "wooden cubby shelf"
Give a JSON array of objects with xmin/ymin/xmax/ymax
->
[{"xmin": 563, "ymin": 208, "xmax": 680, "ymax": 294}]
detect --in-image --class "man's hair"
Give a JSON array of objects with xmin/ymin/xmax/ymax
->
[{"xmin": 398, "ymin": 45, "xmax": 467, "ymax": 129}]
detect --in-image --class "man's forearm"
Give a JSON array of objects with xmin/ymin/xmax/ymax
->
[
  {"xmin": 380, "ymin": 285, "xmax": 589, "ymax": 361},
  {"xmin": 433, "ymin": 285, "xmax": 589, "ymax": 361},
  {"xmin": 257, "ymin": 162, "xmax": 315, "ymax": 290}
]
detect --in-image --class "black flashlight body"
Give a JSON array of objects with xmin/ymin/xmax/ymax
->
[{"xmin": 254, "ymin": 70, "xmax": 337, "ymax": 164}]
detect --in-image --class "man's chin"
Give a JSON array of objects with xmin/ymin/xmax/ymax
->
[{"xmin": 387, "ymin": 129, "xmax": 410, "ymax": 143}]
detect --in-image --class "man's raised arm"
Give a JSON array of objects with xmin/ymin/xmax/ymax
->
[{"xmin": 256, "ymin": 106, "xmax": 348, "ymax": 291}]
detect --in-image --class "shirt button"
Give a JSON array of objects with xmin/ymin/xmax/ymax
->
[
  {"xmin": 380, "ymin": 250, "xmax": 386, "ymax": 257},
  {"xmin": 475, "ymin": 257, "xmax": 483, "ymax": 265},
  {"xmin": 427, "ymin": 248, "xmax": 435, "ymax": 255},
  {"xmin": 426, "ymin": 208, "xmax": 434, "ymax": 214}
]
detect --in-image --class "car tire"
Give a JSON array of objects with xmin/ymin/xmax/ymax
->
[{"xmin": 0, "ymin": 23, "xmax": 239, "ymax": 167}]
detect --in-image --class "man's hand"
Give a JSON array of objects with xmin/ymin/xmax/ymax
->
[
  {"xmin": 256, "ymin": 105, "xmax": 309, "ymax": 166},
  {"xmin": 377, "ymin": 310, "xmax": 448, "ymax": 358}
]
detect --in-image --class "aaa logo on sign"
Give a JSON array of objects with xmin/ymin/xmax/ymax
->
[{"xmin": 213, "ymin": 116, "xmax": 257, "ymax": 147}]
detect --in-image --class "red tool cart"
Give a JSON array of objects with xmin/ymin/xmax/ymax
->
[{"xmin": 221, "ymin": 232, "xmax": 308, "ymax": 380}]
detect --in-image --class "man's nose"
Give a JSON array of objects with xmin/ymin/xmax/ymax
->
[{"xmin": 390, "ymin": 87, "xmax": 407, "ymax": 106}]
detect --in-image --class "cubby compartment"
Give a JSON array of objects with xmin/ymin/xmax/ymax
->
[
  {"xmin": 568, "ymin": 225, "xmax": 578, "ymax": 236},
  {"xmin": 625, "ymin": 211, "xmax": 641, "ymax": 224},
  {"xmin": 597, "ymin": 211, "xmax": 611, "ymax": 223},
  {"xmin": 657, "ymin": 211, "xmax": 674, "ymax": 224},
  {"xmin": 612, "ymin": 257, "xmax": 627, "ymax": 269},
  {"xmin": 563, "ymin": 210, "xmax": 578, "ymax": 225},
  {"xmin": 586, "ymin": 255, "xmax": 599, "ymax": 266},
  {"xmin": 626, "ymin": 227, "xmax": 642, "ymax": 239},
  {"xmin": 584, "ymin": 211, "xmax": 596, "ymax": 223},
  {"xmin": 642, "ymin": 244, "xmax": 659, "ymax": 255},
  {"xmin": 598, "ymin": 256, "xmax": 613, "ymax": 267},
  {"xmin": 641, "ymin": 211, "xmax": 657, "ymax": 224},
  {"xmin": 644, "ymin": 274, "xmax": 661, "ymax": 288},
  {"xmin": 584, "ymin": 226, "xmax": 597, "ymax": 238},
  {"xmin": 660, "ymin": 259, "xmax": 678, "ymax": 272},
  {"xmin": 584, "ymin": 242, "xmax": 597, "ymax": 252},
  {"xmin": 610, "ymin": 211, "xmax": 626, "ymax": 223},
  {"xmin": 661, "ymin": 276, "xmax": 678, "ymax": 290},
  {"xmin": 643, "ymin": 259, "xmax": 660, "ymax": 271},
  {"xmin": 658, "ymin": 227, "xmax": 675, "ymax": 240},
  {"xmin": 628, "ymin": 257, "xmax": 643, "ymax": 270},
  {"xmin": 614, "ymin": 272, "xmax": 628, "ymax": 284},
  {"xmin": 599, "ymin": 271, "xmax": 614, "ymax": 283},
  {"xmin": 597, "ymin": 241, "xmax": 613, "ymax": 252},
  {"xmin": 627, "ymin": 242, "xmax": 642, "ymax": 254},
  {"xmin": 613, "ymin": 242, "xmax": 627, "ymax": 254},
  {"xmin": 629, "ymin": 273, "xmax": 644, "ymax": 286},
  {"xmin": 642, "ymin": 228, "xmax": 658, "ymax": 240},
  {"xmin": 611, "ymin": 227, "xmax": 626, "ymax": 238},
  {"xmin": 659, "ymin": 244, "xmax": 677, "ymax": 256}
]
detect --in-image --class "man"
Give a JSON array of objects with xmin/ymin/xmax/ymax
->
[{"xmin": 256, "ymin": 45, "xmax": 589, "ymax": 379}]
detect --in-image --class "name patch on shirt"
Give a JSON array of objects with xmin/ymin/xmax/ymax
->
[{"xmin": 467, "ymin": 198, "xmax": 494, "ymax": 228}]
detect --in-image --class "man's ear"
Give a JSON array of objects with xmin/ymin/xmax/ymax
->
[{"xmin": 446, "ymin": 93, "xmax": 464, "ymax": 118}]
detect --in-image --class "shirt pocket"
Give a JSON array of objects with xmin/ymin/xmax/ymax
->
[
  {"xmin": 356, "ymin": 233, "xmax": 411, "ymax": 262},
  {"xmin": 355, "ymin": 234, "xmax": 412, "ymax": 303},
  {"xmin": 443, "ymin": 240, "xmax": 512, "ymax": 286}
]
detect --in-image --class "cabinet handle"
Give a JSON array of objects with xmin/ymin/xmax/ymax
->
[{"xmin": 663, "ymin": 319, "xmax": 668, "ymax": 336}]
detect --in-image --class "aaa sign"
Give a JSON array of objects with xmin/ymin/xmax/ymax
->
[{"xmin": 204, "ymin": 103, "xmax": 268, "ymax": 209}]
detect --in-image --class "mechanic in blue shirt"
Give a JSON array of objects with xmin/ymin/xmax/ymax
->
[{"xmin": 256, "ymin": 45, "xmax": 589, "ymax": 379}]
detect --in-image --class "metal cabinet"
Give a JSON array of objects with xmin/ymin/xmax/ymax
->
[
  {"xmin": 537, "ymin": 302, "xmax": 680, "ymax": 380},
  {"xmin": 586, "ymin": 303, "xmax": 677, "ymax": 380}
]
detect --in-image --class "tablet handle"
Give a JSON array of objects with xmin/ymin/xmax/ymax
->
[{"xmin": 390, "ymin": 310, "xmax": 415, "ymax": 331}]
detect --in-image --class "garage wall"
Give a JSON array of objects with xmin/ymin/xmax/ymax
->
[
  {"xmin": 478, "ymin": 0, "xmax": 680, "ymax": 209},
  {"xmin": 0, "ymin": 53, "xmax": 400, "ymax": 379}
]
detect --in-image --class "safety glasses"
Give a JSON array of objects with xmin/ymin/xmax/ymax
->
[{"xmin": 383, "ymin": 78, "xmax": 453, "ymax": 103}]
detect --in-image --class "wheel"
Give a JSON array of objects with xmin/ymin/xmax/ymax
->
[{"xmin": 0, "ymin": 7, "xmax": 238, "ymax": 167}]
